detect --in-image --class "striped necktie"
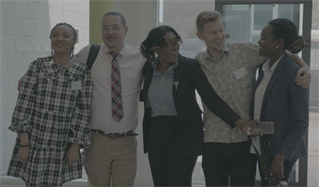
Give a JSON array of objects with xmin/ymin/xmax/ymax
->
[{"xmin": 110, "ymin": 52, "xmax": 124, "ymax": 122}]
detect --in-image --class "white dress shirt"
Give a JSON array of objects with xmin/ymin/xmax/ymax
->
[
  {"xmin": 74, "ymin": 43, "xmax": 146, "ymax": 134},
  {"xmin": 250, "ymin": 54, "xmax": 284, "ymax": 154}
]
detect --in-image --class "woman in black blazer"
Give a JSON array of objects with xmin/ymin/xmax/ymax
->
[
  {"xmin": 140, "ymin": 25, "xmax": 250, "ymax": 187},
  {"xmin": 250, "ymin": 18, "xmax": 308, "ymax": 186}
]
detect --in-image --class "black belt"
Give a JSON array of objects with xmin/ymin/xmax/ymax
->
[{"xmin": 92, "ymin": 129, "xmax": 138, "ymax": 139}]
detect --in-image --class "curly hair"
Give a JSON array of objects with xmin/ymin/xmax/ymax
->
[
  {"xmin": 268, "ymin": 18, "xmax": 305, "ymax": 53},
  {"xmin": 140, "ymin": 25, "xmax": 182, "ymax": 60}
]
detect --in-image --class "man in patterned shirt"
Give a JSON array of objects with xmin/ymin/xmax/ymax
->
[{"xmin": 194, "ymin": 10, "xmax": 311, "ymax": 187}]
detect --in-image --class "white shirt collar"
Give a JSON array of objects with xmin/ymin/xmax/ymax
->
[
  {"xmin": 262, "ymin": 53, "xmax": 285, "ymax": 75},
  {"xmin": 101, "ymin": 43, "xmax": 128, "ymax": 57}
]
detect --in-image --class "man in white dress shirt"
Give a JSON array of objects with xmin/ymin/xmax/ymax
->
[{"xmin": 74, "ymin": 12, "xmax": 145, "ymax": 187}]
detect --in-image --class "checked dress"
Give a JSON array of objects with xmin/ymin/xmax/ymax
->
[{"xmin": 7, "ymin": 56, "xmax": 92, "ymax": 187}]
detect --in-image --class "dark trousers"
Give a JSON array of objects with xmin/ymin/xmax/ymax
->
[
  {"xmin": 202, "ymin": 141, "xmax": 257, "ymax": 187},
  {"xmin": 147, "ymin": 116, "xmax": 197, "ymax": 187},
  {"xmin": 259, "ymin": 160, "xmax": 296, "ymax": 186}
]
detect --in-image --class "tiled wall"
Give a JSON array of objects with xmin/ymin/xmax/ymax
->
[{"xmin": 0, "ymin": 0, "xmax": 90, "ymax": 177}]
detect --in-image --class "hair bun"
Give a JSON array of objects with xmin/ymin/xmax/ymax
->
[{"xmin": 287, "ymin": 36, "xmax": 306, "ymax": 53}]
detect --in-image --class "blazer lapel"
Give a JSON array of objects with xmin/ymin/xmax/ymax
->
[
  {"xmin": 261, "ymin": 53, "xmax": 289, "ymax": 110},
  {"xmin": 173, "ymin": 54, "xmax": 184, "ymax": 98},
  {"xmin": 143, "ymin": 60, "xmax": 154, "ymax": 103}
]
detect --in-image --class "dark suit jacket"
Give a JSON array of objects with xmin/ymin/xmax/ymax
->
[
  {"xmin": 250, "ymin": 53, "xmax": 309, "ymax": 161},
  {"xmin": 141, "ymin": 54, "xmax": 241, "ymax": 158}
]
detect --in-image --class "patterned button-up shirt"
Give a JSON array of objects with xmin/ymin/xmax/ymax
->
[{"xmin": 195, "ymin": 41, "xmax": 266, "ymax": 143}]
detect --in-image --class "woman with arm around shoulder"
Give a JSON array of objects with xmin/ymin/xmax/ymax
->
[
  {"xmin": 7, "ymin": 23, "xmax": 92, "ymax": 187},
  {"xmin": 140, "ymin": 25, "xmax": 251, "ymax": 187},
  {"xmin": 251, "ymin": 18, "xmax": 309, "ymax": 185}
]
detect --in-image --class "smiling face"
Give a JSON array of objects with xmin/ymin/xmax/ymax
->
[
  {"xmin": 50, "ymin": 25, "xmax": 76, "ymax": 55},
  {"xmin": 101, "ymin": 15, "xmax": 128, "ymax": 53},
  {"xmin": 196, "ymin": 18, "xmax": 225, "ymax": 58},
  {"xmin": 154, "ymin": 32, "xmax": 180, "ymax": 65},
  {"xmin": 257, "ymin": 24, "xmax": 280, "ymax": 57}
]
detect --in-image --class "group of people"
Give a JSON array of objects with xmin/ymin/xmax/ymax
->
[{"xmin": 8, "ymin": 10, "xmax": 310, "ymax": 187}]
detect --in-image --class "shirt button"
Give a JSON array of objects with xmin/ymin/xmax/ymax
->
[
  {"xmin": 164, "ymin": 107, "xmax": 166, "ymax": 109},
  {"xmin": 161, "ymin": 85, "xmax": 163, "ymax": 87},
  {"xmin": 161, "ymin": 96, "xmax": 163, "ymax": 99}
]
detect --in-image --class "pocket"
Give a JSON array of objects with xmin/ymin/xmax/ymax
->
[{"xmin": 270, "ymin": 81, "xmax": 284, "ymax": 95}]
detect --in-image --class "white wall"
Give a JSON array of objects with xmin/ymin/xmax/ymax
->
[{"xmin": 0, "ymin": 0, "xmax": 90, "ymax": 182}]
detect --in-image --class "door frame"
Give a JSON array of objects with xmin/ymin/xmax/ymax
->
[{"xmin": 215, "ymin": 0, "xmax": 312, "ymax": 186}]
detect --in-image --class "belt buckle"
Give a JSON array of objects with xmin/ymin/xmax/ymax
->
[{"xmin": 106, "ymin": 131, "xmax": 130, "ymax": 139}]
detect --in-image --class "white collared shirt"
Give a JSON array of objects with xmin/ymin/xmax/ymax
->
[
  {"xmin": 251, "ymin": 54, "xmax": 284, "ymax": 154},
  {"xmin": 74, "ymin": 43, "xmax": 146, "ymax": 134}
]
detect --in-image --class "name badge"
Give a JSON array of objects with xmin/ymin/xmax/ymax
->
[
  {"xmin": 71, "ymin": 81, "xmax": 81, "ymax": 90},
  {"xmin": 233, "ymin": 66, "xmax": 248, "ymax": 80}
]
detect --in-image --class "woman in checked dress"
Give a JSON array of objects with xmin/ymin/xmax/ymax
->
[{"xmin": 7, "ymin": 23, "xmax": 92, "ymax": 187}]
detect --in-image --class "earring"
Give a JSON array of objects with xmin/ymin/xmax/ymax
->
[
  {"xmin": 276, "ymin": 46, "xmax": 278, "ymax": 49},
  {"xmin": 51, "ymin": 49, "xmax": 54, "ymax": 58},
  {"xmin": 70, "ymin": 47, "xmax": 74, "ymax": 59}
]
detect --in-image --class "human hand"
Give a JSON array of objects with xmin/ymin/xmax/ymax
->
[
  {"xmin": 236, "ymin": 119, "xmax": 259, "ymax": 137},
  {"xmin": 235, "ymin": 119, "xmax": 247, "ymax": 134},
  {"xmin": 18, "ymin": 146, "xmax": 30, "ymax": 164},
  {"xmin": 63, "ymin": 144, "xmax": 79, "ymax": 167},
  {"xmin": 295, "ymin": 66, "xmax": 311, "ymax": 88},
  {"xmin": 270, "ymin": 154, "xmax": 285, "ymax": 180}
]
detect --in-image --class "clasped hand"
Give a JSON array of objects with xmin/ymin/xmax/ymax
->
[
  {"xmin": 236, "ymin": 119, "xmax": 262, "ymax": 137},
  {"xmin": 18, "ymin": 147, "xmax": 30, "ymax": 164},
  {"xmin": 270, "ymin": 154, "xmax": 285, "ymax": 180},
  {"xmin": 63, "ymin": 143, "xmax": 80, "ymax": 167}
]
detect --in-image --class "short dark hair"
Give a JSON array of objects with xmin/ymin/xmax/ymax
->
[
  {"xmin": 50, "ymin": 22, "xmax": 77, "ymax": 42},
  {"xmin": 140, "ymin": 25, "xmax": 182, "ymax": 60},
  {"xmin": 101, "ymin": 12, "xmax": 126, "ymax": 27},
  {"xmin": 268, "ymin": 18, "xmax": 305, "ymax": 53}
]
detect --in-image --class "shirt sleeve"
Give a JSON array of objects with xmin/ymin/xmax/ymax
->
[
  {"xmin": 68, "ymin": 67, "xmax": 93, "ymax": 149},
  {"xmin": 193, "ymin": 61, "xmax": 241, "ymax": 128},
  {"xmin": 9, "ymin": 61, "xmax": 38, "ymax": 134}
]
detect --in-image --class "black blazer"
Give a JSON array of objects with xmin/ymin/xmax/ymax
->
[
  {"xmin": 249, "ymin": 53, "xmax": 308, "ymax": 161},
  {"xmin": 141, "ymin": 54, "xmax": 241, "ymax": 158}
]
